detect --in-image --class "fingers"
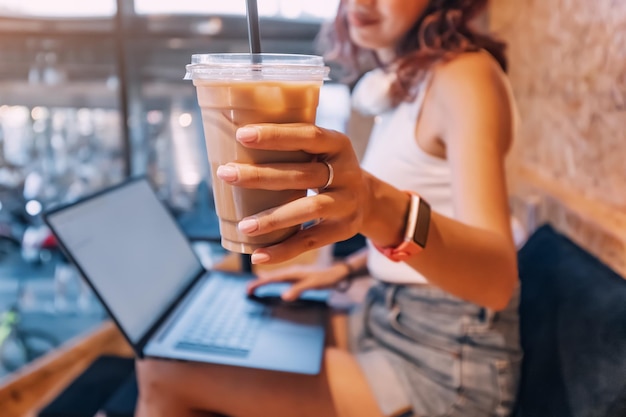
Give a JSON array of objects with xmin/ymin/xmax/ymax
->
[
  {"xmin": 256, "ymin": 266, "xmax": 302, "ymax": 282},
  {"xmin": 222, "ymin": 123, "xmax": 365, "ymax": 266},
  {"xmin": 246, "ymin": 266, "xmax": 304, "ymax": 294},
  {"xmin": 236, "ymin": 124, "xmax": 346, "ymax": 155},
  {"xmin": 246, "ymin": 265, "xmax": 337, "ymax": 302},
  {"xmin": 250, "ymin": 220, "xmax": 358, "ymax": 266},
  {"xmin": 236, "ymin": 192, "xmax": 354, "ymax": 237},
  {"xmin": 216, "ymin": 161, "xmax": 332, "ymax": 191},
  {"xmin": 282, "ymin": 279, "xmax": 322, "ymax": 302}
]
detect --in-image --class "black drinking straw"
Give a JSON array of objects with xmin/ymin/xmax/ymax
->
[
  {"xmin": 245, "ymin": 0, "xmax": 262, "ymax": 63},
  {"xmin": 243, "ymin": 0, "xmax": 261, "ymax": 268}
]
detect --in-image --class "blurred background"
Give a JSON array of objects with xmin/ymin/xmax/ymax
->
[{"xmin": 0, "ymin": 0, "xmax": 351, "ymax": 379}]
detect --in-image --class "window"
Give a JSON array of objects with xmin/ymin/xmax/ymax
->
[
  {"xmin": 0, "ymin": 0, "xmax": 116, "ymax": 17},
  {"xmin": 134, "ymin": 0, "xmax": 339, "ymax": 21}
]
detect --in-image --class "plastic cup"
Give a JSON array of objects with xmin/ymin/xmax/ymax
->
[{"xmin": 185, "ymin": 53, "xmax": 329, "ymax": 254}]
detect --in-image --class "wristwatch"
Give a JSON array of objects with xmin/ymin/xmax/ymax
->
[{"xmin": 374, "ymin": 191, "xmax": 431, "ymax": 262}]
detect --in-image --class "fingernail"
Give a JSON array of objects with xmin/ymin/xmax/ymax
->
[
  {"xmin": 282, "ymin": 291, "xmax": 296, "ymax": 301},
  {"xmin": 251, "ymin": 252, "xmax": 270, "ymax": 264},
  {"xmin": 236, "ymin": 127, "xmax": 258, "ymax": 143},
  {"xmin": 216, "ymin": 165, "xmax": 238, "ymax": 182},
  {"xmin": 238, "ymin": 218, "xmax": 259, "ymax": 234}
]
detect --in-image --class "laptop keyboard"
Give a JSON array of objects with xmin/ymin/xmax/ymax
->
[{"xmin": 175, "ymin": 277, "xmax": 269, "ymax": 357}]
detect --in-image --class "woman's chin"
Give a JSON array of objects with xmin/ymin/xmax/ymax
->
[{"xmin": 349, "ymin": 29, "xmax": 391, "ymax": 51}]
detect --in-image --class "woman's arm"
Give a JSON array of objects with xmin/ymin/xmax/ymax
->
[
  {"xmin": 363, "ymin": 175, "xmax": 516, "ymax": 310},
  {"xmin": 362, "ymin": 53, "xmax": 517, "ymax": 310}
]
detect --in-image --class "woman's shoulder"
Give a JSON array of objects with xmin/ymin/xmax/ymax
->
[
  {"xmin": 429, "ymin": 51, "xmax": 512, "ymax": 112},
  {"xmin": 427, "ymin": 51, "xmax": 516, "ymax": 151},
  {"xmin": 433, "ymin": 50, "xmax": 508, "ymax": 91}
]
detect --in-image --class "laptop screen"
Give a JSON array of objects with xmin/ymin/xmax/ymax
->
[{"xmin": 45, "ymin": 179, "xmax": 204, "ymax": 344}]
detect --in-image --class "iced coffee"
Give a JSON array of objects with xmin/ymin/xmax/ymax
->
[{"xmin": 185, "ymin": 54, "xmax": 329, "ymax": 254}]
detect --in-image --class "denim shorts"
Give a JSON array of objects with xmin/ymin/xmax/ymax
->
[{"xmin": 348, "ymin": 282, "xmax": 522, "ymax": 417}]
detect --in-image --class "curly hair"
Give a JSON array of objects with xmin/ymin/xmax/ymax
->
[{"xmin": 321, "ymin": 0, "xmax": 507, "ymax": 105}]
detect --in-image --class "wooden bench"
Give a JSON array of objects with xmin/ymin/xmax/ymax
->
[{"xmin": 0, "ymin": 322, "xmax": 132, "ymax": 417}]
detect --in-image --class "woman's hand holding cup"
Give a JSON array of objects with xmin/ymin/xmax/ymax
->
[{"xmin": 216, "ymin": 123, "xmax": 369, "ymax": 264}]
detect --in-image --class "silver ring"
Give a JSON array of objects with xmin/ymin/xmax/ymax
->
[{"xmin": 321, "ymin": 160, "xmax": 334, "ymax": 191}]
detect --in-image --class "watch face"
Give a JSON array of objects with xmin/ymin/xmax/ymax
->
[
  {"xmin": 413, "ymin": 196, "xmax": 431, "ymax": 248},
  {"xmin": 405, "ymin": 194, "xmax": 420, "ymax": 243}
]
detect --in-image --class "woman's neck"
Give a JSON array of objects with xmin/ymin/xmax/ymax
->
[{"xmin": 375, "ymin": 47, "xmax": 397, "ymax": 66}]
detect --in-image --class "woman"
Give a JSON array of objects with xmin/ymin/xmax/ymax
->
[{"xmin": 136, "ymin": 0, "xmax": 521, "ymax": 416}]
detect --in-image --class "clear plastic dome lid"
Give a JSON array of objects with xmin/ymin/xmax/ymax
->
[{"xmin": 185, "ymin": 53, "xmax": 330, "ymax": 81}]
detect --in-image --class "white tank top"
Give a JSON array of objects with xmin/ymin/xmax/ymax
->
[
  {"xmin": 355, "ymin": 67, "xmax": 522, "ymax": 284},
  {"xmin": 357, "ymin": 69, "xmax": 447, "ymax": 284}
]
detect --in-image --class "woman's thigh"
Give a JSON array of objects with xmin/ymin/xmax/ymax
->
[{"xmin": 136, "ymin": 347, "xmax": 383, "ymax": 417}]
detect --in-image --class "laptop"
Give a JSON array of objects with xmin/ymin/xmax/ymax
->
[{"xmin": 43, "ymin": 178, "xmax": 327, "ymax": 375}]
